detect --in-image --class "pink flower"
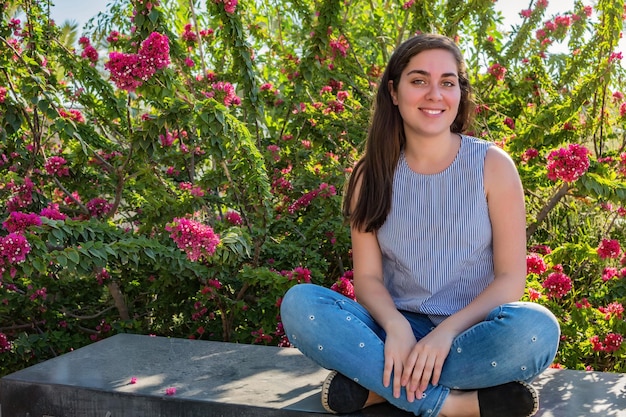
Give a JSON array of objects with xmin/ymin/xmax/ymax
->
[
  {"xmin": 86, "ymin": 198, "xmax": 112, "ymax": 218},
  {"xmin": 598, "ymin": 302, "xmax": 624, "ymax": 320},
  {"xmin": 592, "ymin": 333, "xmax": 624, "ymax": 352},
  {"xmin": 541, "ymin": 272, "xmax": 572, "ymax": 299},
  {"xmin": 0, "ymin": 333, "xmax": 11, "ymax": 353},
  {"xmin": 40, "ymin": 203, "xmax": 67, "ymax": 220},
  {"xmin": 219, "ymin": 0, "xmax": 238, "ymax": 13},
  {"xmin": 590, "ymin": 335, "xmax": 604, "ymax": 351},
  {"xmin": 546, "ymin": 143, "xmax": 590, "ymax": 183},
  {"xmin": 528, "ymin": 288, "xmax": 542, "ymax": 301},
  {"xmin": 330, "ymin": 275, "xmax": 356, "ymax": 300},
  {"xmin": 603, "ymin": 333, "xmax": 623, "ymax": 352},
  {"xmin": 44, "ymin": 156, "xmax": 70, "ymax": 176},
  {"xmin": 165, "ymin": 387, "xmax": 177, "ymax": 395},
  {"xmin": 329, "ymin": 35, "xmax": 350, "ymax": 58},
  {"xmin": 526, "ymin": 253, "xmax": 547, "ymax": 275},
  {"xmin": 521, "ymin": 148, "xmax": 539, "ymax": 162},
  {"xmin": 602, "ymin": 267, "xmax": 619, "ymax": 282},
  {"xmin": 224, "ymin": 211, "xmax": 243, "ymax": 226},
  {"xmin": 0, "ymin": 86, "xmax": 7, "ymax": 103},
  {"xmin": 487, "ymin": 63, "xmax": 507, "ymax": 81},
  {"xmin": 105, "ymin": 32, "xmax": 170, "ymax": 92},
  {"xmin": 138, "ymin": 32, "xmax": 171, "ymax": 70},
  {"xmin": 181, "ymin": 24, "xmax": 198, "ymax": 43},
  {"xmin": 291, "ymin": 266, "xmax": 312, "ymax": 283},
  {"xmin": 576, "ymin": 298, "xmax": 592, "ymax": 309},
  {"xmin": 96, "ymin": 268, "xmax": 110, "ymax": 285},
  {"xmin": 2, "ymin": 211, "xmax": 41, "ymax": 233},
  {"xmin": 520, "ymin": 9, "xmax": 532, "ymax": 18},
  {"xmin": 130, "ymin": 377, "xmax": 138, "ymax": 384},
  {"xmin": 59, "ymin": 109, "xmax": 85, "ymax": 123},
  {"xmin": 81, "ymin": 45, "xmax": 99, "ymax": 63},
  {"xmin": 597, "ymin": 238, "xmax": 621, "ymax": 259},
  {"xmin": 0, "ymin": 233, "xmax": 31, "ymax": 264},
  {"xmin": 209, "ymin": 81, "xmax": 241, "ymax": 107},
  {"xmin": 529, "ymin": 244, "xmax": 552, "ymax": 255},
  {"xmin": 166, "ymin": 218, "xmax": 220, "ymax": 261}
]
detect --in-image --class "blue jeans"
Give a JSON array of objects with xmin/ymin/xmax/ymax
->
[{"xmin": 280, "ymin": 284, "xmax": 560, "ymax": 417}]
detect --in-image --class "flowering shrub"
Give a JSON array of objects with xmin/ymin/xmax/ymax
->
[{"xmin": 0, "ymin": 0, "xmax": 625, "ymax": 376}]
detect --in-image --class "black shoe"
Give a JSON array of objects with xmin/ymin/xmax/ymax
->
[
  {"xmin": 478, "ymin": 381, "xmax": 539, "ymax": 417},
  {"xmin": 321, "ymin": 370, "xmax": 369, "ymax": 414}
]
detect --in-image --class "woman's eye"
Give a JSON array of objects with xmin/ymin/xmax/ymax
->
[{"xmin": 442, "ymin": 81, "xmax": 456, "ymax": 87}]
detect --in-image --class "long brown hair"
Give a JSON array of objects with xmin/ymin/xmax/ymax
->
[{"xmin": 343, "ymin": 33, "xmax": 474, "ymax": 233}]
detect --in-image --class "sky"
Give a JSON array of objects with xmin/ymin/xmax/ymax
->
[
  {"xmin": 50, "ymin": 0, "xmax": 583, "ymax": 28},
  {"xmin": 49, "ymin": 0, "xmax": 624, "ymax": 53}
]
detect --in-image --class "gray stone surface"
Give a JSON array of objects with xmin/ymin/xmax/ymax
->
[{"xmin": 0, "ymin": 333, "xmax": 624, "ymax": 416}]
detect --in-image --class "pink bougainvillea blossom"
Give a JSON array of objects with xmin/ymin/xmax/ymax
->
[
  {"xmin": 206, "ymin": 81, "xmax": 241, "ymax": 107},
  {"xmin": 598, "ymin": 302, "xmax": 624, "ymax": 320},
  {"xmin": 526, "ymin": 253, "xmax": 547, "ymax": 275},
  {"xmin": 330, "ymin": 273, "xmax": 356, "ymax": 300},
  {"xmin": 2, "ymin": 211, "xmax": 41, "ymax": 233},
  {"xmin": 224, "ymin": 211, "xmax": 243, "ymax": 226},
  {"xmin": 528, "ymin": 288, "xmax": 542, "ymax": 301},
  {"xmin": 602, "ymin": 267, "xmax": 619, "ymax": 282},
  {"xmin": 215, "ymin": 0, "xmax": 238, "ymax": 14},
  {"xmin": 0, "ymin": 233, "xmax": 31, "ymax": 264},
  {"xmin": 287, "ymin": 183, "xmax": 337, "ymax": 213},
  {"xmin": 105, "ymin": 32, "xmax": 170, "ymax": 92},
  {"xmin": 592, "ymin": 333, "xmax": 623, "ymax": 352},
  {"xmin": 44, "ymin": 156, "xmax": 70, "ymax": 177},
  {"xmin": 329, "ymin": 35, "xmax": 350, "ymax": 58},
  {"xmin": 0, "ymin": 333, "xmax": 11, "ymax": 353},
  {"xmin": 79, "ymin": 36, "xmax": 99, "ymax": 63},
  {"xmin": 542, "ymin": 272, "xmax": 572, "ymax": 299},
  {"xmin": 40, "ymin": 203, "xmax": 67, "ymax": 221},
  {"xmin": 251, "ymin": 328, "xmax": 273, "ymax": 344},
  {"xmin": 290, "ymin": 266, "xmax": 312, "ymax": 283},
  {"xmin": 597, "ymin": 238, "xmax": 622, "ymax": 259},
  {"xmin": 165, "ymin": 387, "xmax": 177, "ymax": 396},
  {"xmin": 546, "ymin": 143, "xmax": 590, "ymax": 183},
  {"xmin": 0, "ymin": 86, "xmax": 7, "ymax": 103},
  {"xmin": 96, "ymin": 268, "xmax": 110, "ymax": 285},
  {"xmin": 58, "ymin": 109, "xmax": 85, "ymax": 123},
  {"xmin": 521, "ymin": 148, "xmax": 539, "ymax": 163},
  {"xmin": 487, "ymin": 63, "xmax": 507, "ymax": 81},
  {"xmin": 7, "ymin": 177, "xmax": 34, "ymax": 212},
  {"xmin": 86, "ymin": 198, "xmax": 112, "ymax": 218},
  {"xmin": 166, "ymin": 218, "xmax": 220, "ymax": 261}
]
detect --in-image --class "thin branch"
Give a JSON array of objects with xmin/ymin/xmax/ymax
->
[{"xmin": 526, "ymin": 182, "xmax": 571, "ymax": 240}]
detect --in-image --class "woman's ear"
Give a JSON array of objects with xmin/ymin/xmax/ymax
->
[{"xmin": 388, "ymin": 80, "xmax": 398, "ymax": 105}]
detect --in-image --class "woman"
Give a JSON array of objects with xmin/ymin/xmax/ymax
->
[{"xmin": 280, "ymin": 33, "xmax": 560, "ymax": 417}]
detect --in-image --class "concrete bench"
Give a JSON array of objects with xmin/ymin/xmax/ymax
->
[{"xmin": 0, "ymin": 333, "xmax": 624, "ymax": 416}]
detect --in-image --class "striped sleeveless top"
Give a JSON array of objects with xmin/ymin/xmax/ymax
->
[{"xmin": 376, "ymin": 135, "xmax": 493, "ymax": 324}]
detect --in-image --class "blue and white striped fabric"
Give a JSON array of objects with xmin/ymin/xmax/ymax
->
[{"xmin": 376, "ymin": 135, "xmax": 494, "ymax": 325}]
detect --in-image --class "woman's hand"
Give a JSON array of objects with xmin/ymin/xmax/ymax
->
[
  {"xmin": 382, "ymin": 320, "xmax": 417, "ymax": 399},
  {"xmin": 401, "ymin": 327, "xmax": 455, "ymax": 401}
]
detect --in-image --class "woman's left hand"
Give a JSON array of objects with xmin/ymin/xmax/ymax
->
[{"xmin": 400, "ymin": 327, "xmax": 455, "ymax": 401}]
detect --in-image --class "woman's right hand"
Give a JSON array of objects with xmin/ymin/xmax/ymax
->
[{"xmin": 382, "ymin": 319, "xmax": 417, "ymax": 399}]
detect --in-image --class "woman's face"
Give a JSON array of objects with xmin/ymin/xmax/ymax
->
[{"xmin": 388, "ymin": 48, "xmax": 461, "ymax": 140}]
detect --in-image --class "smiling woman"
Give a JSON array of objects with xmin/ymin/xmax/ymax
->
[{"xmin": 281, "ymin": 32, "xmax": 561, "ymax": 417}]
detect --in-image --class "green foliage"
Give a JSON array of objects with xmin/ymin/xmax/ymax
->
[{"xmin": 0, "ymin": 0, "xmax": 625, "ymax": 376}]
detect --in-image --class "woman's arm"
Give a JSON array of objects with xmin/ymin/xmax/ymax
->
[{"xmin": 349, "ymin": 174, "xmax": 418, "ymax": 399}]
